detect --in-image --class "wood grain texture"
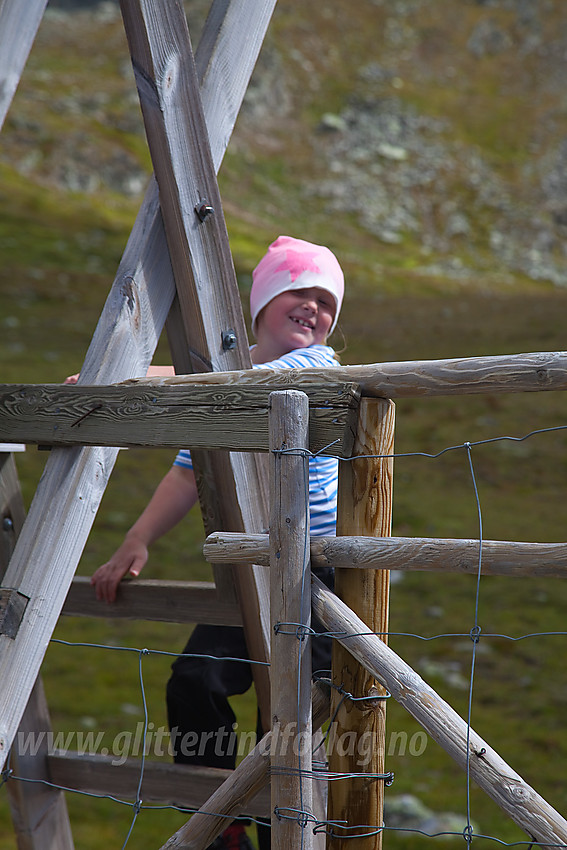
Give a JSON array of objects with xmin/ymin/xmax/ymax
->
[
  {"xmin": 47, "ymin": 751, "xmax": 271, "ymax": 817},
  {"xmin": 0, "ymin": 0, "xmax": 48, "ymax": 131},
  {"xmin": 62, "ymin": 576, "xmax": 241, "ymax": 625},
  {"xmin": 120, "ymin": 0, "xmax": 279, "ymax": 724},
  {"xmin": 148, "ymin": 350, "xmax": 567, "ymax": 398},
  {"xmin": 204, "ymin": 533, "xmax": 567, "ymax": 578},
  {"xmin": 0, "ymin": 0, "xmax": 274, "ymax": 773},
  {"xmin": 7, "ymin": 679, "xmax": 74, "ymax": 850},
  {"xmin": 0, "ymin": 381, "xmax": 359, "ymax": 457},
  {"xmin": 160, "ymin": 681, "xmax": 331, "ymax": 850},
  {"xmin": 312, "ymin": 576, "xmax": 567, "ymax": 848},
  {"xmin": 0, "ymin": 453, "xmax": 26, "ymax": 580},
  {"xmin": 120, "ymin": 0, "xmax": 249, "ymax": 375},
  {"xmin": 269, "ymin": 391, "xmax": 313, "ymax": 850},
  {"xmin": 0, "ymin": 463, "xmax": 73, "ymax": 850},
  {"xmin": 328, "ymin": 399, "xmax": 395, "ymax": 850}
]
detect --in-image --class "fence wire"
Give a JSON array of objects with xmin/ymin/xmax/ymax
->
[{"xmin": 2, "ymin": 423, "xmax": 567, "ymax": 848}]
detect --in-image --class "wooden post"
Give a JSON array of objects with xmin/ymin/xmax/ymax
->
[
  {"xmin": 160, "ymin": 682, "xmax": 330, "ymax": 850},
  {"xmin": 327, "ymin": 398, "xmax": 395, "ymax": 849},
  {"xmin": 269, "ymin": 391, "xmax": 313, "ymax": 850},
  {"xmin": 0, "ymin": 451, "xmax": 74, "ymax": 849}
]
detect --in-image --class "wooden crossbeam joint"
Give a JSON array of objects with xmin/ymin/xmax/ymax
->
[{"xmin": 0, "ymin": 588, "xmax": 29, "ymax": 639}]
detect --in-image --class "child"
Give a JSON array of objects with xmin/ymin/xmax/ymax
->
[{"xmin": 91, "ymin": 235, "xmax": 345, "ymax": 849}]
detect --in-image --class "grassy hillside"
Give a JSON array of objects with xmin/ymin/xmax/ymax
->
[{"xmin": 1, "ymin": 0, "xmax": 567, "ymax": 848}]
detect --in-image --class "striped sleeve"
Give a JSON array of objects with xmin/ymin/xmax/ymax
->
[{"xmin": 173, "ymin": 345, "xmax": 339, "ymax": 535}]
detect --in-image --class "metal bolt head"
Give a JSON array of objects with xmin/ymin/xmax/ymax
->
[
  {"xmin": 195, "ymin": 201, "xmax": 214, "ymax": 222},
  {"xmin": 2, "ymin": 517, "xmax": 13, "ymax": 532},
  {"xmin": 221, "ymin": 329, "xmax": 237, "ymax": 350}
]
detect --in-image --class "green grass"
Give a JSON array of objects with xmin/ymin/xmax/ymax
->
[{"xmin": 2, "ymin": 285, "xmax": 567, "ymax": 849}]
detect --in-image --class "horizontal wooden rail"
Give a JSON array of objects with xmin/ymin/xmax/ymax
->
[
  {"xmin": 46, "ymin": 751, "xmax": 270, "ymax": 818},
  {"xmin": 142, "ymin": 350, "xmax": 567, "ymax": 398},
  {"xmin": 62, "ymin": 577, "xmax": 242, "ymax": 625},
  {"xmin": 204, "ymin": 532, "xmax": 567, "ymax": 578},
  {"xmin": 0, "ymin": 382, "xmax": 359, "ymax": 457}
]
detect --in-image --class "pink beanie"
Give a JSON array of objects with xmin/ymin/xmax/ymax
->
[{"xmin": 250, "ymin": 235, "xmax": 344, "ymax": 337}]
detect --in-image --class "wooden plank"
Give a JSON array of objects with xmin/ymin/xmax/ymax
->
[
  {"xmin": 46, "ymin": 751, "xmax": 270, "ymax": 818},
  {"xmin": 126, "ymin": 0, "xmax": 277, "ymax": 606},
  {"xmin": 0, "ymin": 0, "xmax": 48, "ymax": 132},
  {"xmin": 0, "ymin": 0, "xmax": 274, "ymax": 773},
  {"xmin": 7, "ymin": 679, "xmax": 74, "ymax": 850},
  {"xmin": 62, "ymin": 576, "xmax": 241, "ymax": 626},
  {"xmin": 328, "ymin": 399, "xmax": 395, "ymax": 850},
  {"xmin": 147, "ymin": 350, "xmax": 567, "ymax": 398},
  {"xmin": 119, "ymin": 0, "xmax": 254, "ymax": 376},
  {"xmin": 204, "ymin": 533, "xmax": 567, "ymax": 579},
  {"xmin": 0, "ymin": 459, "xmax": 74, "ymax": 849},
  {"xmin": 194, "ymin": 0, "xmax": 277, "ymax": 172},
  {"xmin": 269, "ymin": 391, "xmax": 313, "ymax": 850},
  {"xmin": 119, "ymin": 0, "xmax": 277, "ymax": 725},
  {"xmin": 0, "ymin": 453, "xmax": 26, "ymax": 580},
  {"xmin": 160, "ymin": 681, "xmax": 331, "ymax": 850},
  {"xmin": 0, "ymin": 381, "xmax": 359, "ymax": 457},
  {"xmin": 312, "ymin": 575, "xmax": 567, "ymax": 848}
]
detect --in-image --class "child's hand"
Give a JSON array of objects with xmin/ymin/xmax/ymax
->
[
  {"xmin": 90, "ymin": 535, "xmax": 149, "ymax": 603},
  {"xmin": 64, "ymin": 373, "xmax": 80, "ymax": 384}
]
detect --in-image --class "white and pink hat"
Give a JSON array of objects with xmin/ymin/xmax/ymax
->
[{"xmin": 250, "ymin": 235, "xmax": 344, "ymax": 336}]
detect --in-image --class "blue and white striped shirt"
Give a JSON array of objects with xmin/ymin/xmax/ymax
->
[{"xmin": 173, "ymin": 345, "xmax": 339, "ymax": 537}]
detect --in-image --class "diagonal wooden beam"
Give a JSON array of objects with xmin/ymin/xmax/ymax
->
[
  {"xmin": 0, "ymin": 0, "xmax": 276, "ymax": 773},
  {"xmin": 312, "ymin": 575, "xmax": 567, "ymax": 847},
  {"xmin": 119, "ymin": 0, "xmax": 278, "ymax": 720},
  {"xmin": 0, "ymin": 0, "xmax": 48, "ymax": 132}
]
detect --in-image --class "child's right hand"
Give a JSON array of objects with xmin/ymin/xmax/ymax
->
[{"xmin": 90, "ymin": 535, "xmax": 149, "ymax": 603}]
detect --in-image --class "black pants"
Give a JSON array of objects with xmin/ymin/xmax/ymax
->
[{"xmin": 166, "ymin": 568, "xmax": 334, "ymax": 846}]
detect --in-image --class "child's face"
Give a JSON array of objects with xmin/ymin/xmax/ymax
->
[{"xmin": 255, "ymin": 287, "xmax": 335, "ymax": 359}]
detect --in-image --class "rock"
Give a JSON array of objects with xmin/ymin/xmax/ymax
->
[
  {"xmin": 377, "ymin": 142, "xmax": 408, "ymax": 161},
  {"xmin": 384, "ymin": 793, "xmax": 475, "ymax": 839},
  {"xmin": 319, "ymin": 113, "xmax": 348, "ymax": 133},
  {"xmin": 467, "ymin": 18, "xmax": 513, "ymax": 57}
]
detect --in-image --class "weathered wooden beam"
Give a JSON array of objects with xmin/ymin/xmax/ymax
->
[
  {"xmin": 145, "ymin": 350, "xmax": 567, "ymax": 398},
  {"xmin": 269, "ymin": 392, "xmax": 313, "ymax": 850},
  {"xmin": 0, "ymin": 0, "xmax": 48, "ymax": 131},
  {"xmin": 204, "ymin": 533, "xmax": 567, "ymax": 579},
  {"xmin": 0, "ymin": 382, "xmax": 359, "ymax": 457},
  {"xmin": 312, "ymin": 575, "xmax": 567, "ymax": 847},
  {"xmin": 120, "ymin": 0, "xmax": 276, "ymax": 725},
  {"xmin": 46, "ymin": 751, "xmax": 271, "ymax": 818},
  {"xmin": 160, "ymin": 681, "xmax": 331, "ymax": 850},
  {"xmin": 7, "ymin": 679, "xmax": 74, "ymax": 850},
  {"xmin": 62, "ymin": 576, "xmax": 241, "ymax": 626},
  {"xmin": 0, "ymin": 454, "xmax": 74, "ymax": 849},
  {"xmin": 0, "ymin": 453, "xmax": 26, "ymax": 581},
  {"xmin": 328, "ymin": 398, "xmax": 395, "ymax": 850},
  {"xmin": 0, "ymin": 0, "xmax": 274, "ymax": 774}
]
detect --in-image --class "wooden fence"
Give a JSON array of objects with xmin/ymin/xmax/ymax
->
[
  {"xmin": 2, "ymin": 355, "xmax": 567, "ymax": 849},
  {"xmin": 2, "ymin": 0, "xmax": 567, "ymax": 847}
]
